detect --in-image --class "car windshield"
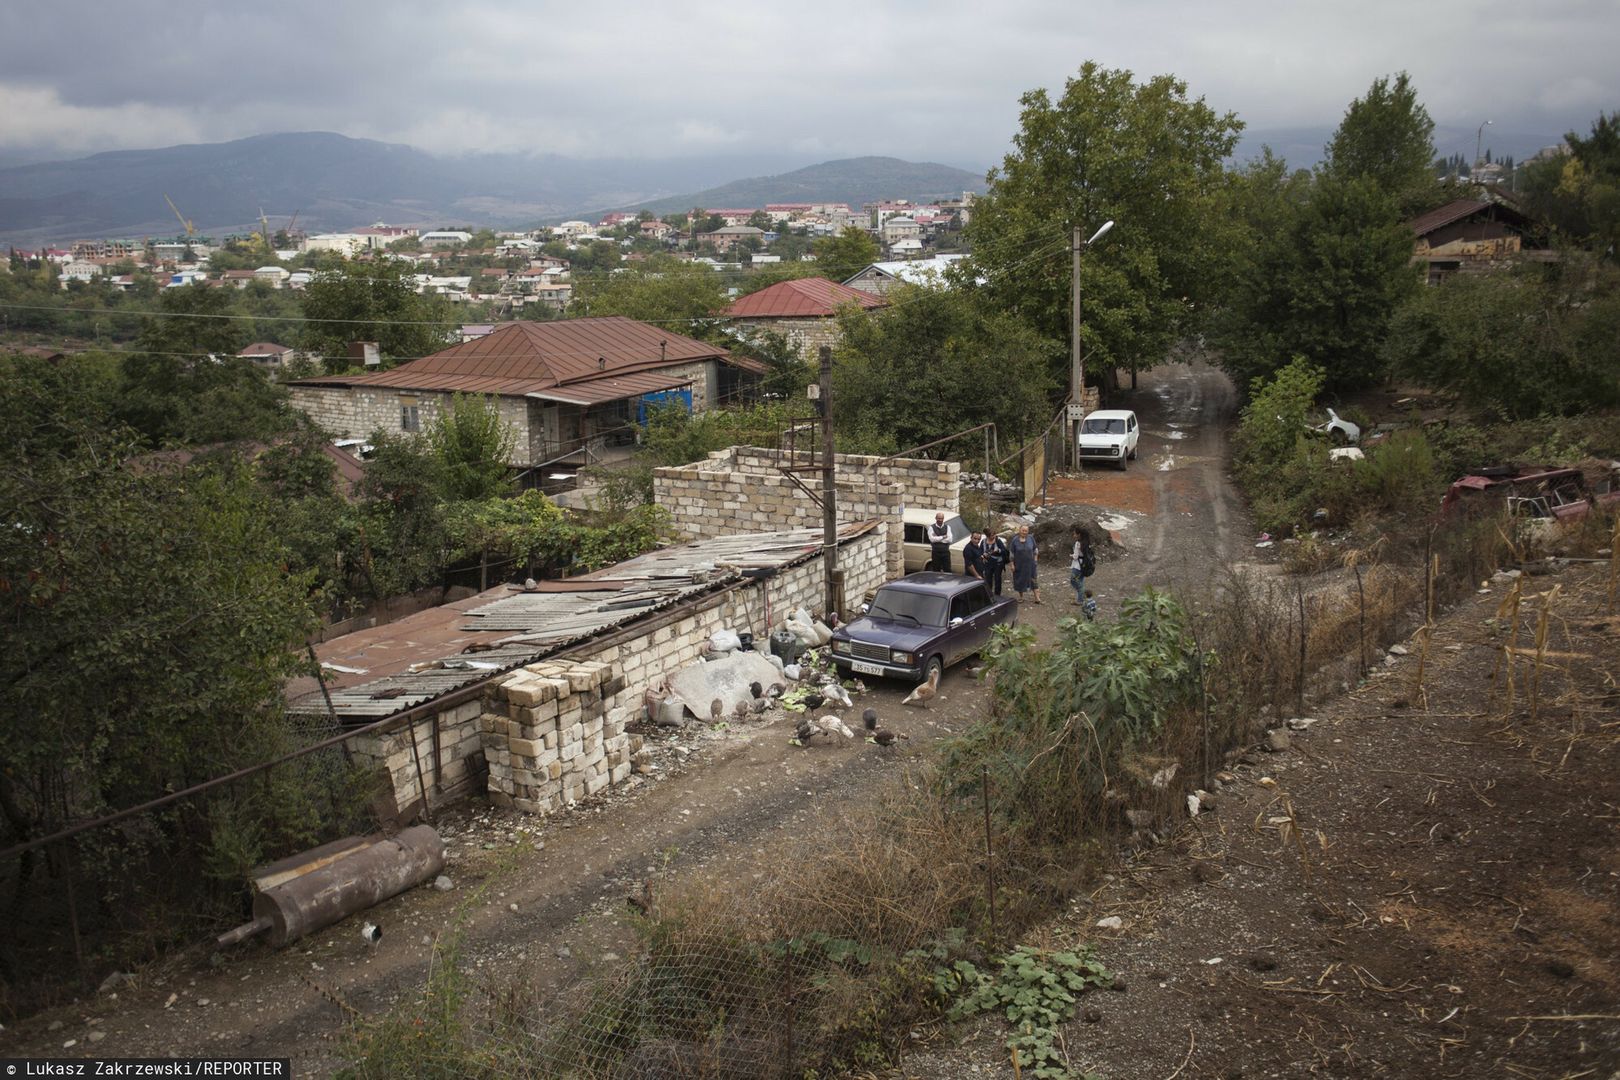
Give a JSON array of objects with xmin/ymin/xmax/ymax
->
[
  {"xmin": 867, "ymin": 588, "xmax": 949, "ymax": 628},
  {"xmin": 1082, "ymin": 417, "xmax": 1125, "ymax": 434}
]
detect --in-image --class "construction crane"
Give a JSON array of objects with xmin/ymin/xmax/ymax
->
[{"xmin": 164, "ymin": 194, "xmax": 196, "ymax": 238}]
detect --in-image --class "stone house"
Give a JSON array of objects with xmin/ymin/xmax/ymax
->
[
  {"xmin": 288, "ymin": 317, "xmax": 764, "ymax": 471},
  {"xmin": 703, "ymin": 225, "xmax": 765, "ymax": 253},
  {"xmin": 723, "ymin": 276, "xmax": 887, "ymax": 361},
  {"xmin": 1408, "ymin": 198, "xmax": 1544, "ymax": 284}
]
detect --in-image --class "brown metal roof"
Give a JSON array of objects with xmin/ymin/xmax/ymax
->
[
  {"xmin": 530, "ymin": 369, "xmax": 694, "ymax": 405},
  {"xmin": 291, "ymin": 317, "xmax": 748, "ymax": 398},
  {"xmin": 287, "ymin": 523, "xmax": 880, "ymax": 721},
  {"xmin": 1407, "ymin": 199, "xmax": 1491, "ymax": 236},
  {"xmin": 725, "ymin": 276, "xmax": 888, "ymax": 319}
]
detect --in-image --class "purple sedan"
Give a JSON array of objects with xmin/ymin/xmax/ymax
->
[{"xmin": 829, "ymin": 572, "xmax": 1018, "ymax": 684}]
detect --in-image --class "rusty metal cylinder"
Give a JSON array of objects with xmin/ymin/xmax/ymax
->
[{"xmin": 251, "ymin": 824, "xmax": 444, "ymax": 947}]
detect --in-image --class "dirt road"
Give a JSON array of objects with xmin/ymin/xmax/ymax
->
[{"xmin": 2, "ymin": 361, "xmax": 1253, "ymax": 1073}]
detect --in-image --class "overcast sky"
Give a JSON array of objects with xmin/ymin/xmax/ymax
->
[{"xmin": 1, "ymin": 0, "xmax": 1615, "ymax": 168}]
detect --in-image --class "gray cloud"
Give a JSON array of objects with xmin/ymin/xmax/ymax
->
[{"xmin": 1, "ymin": 0, "xmax": 1615, "ymax": 165}]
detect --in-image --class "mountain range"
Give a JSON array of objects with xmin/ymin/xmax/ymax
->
[{"xmin": 0, "ymin": 132, "xmax": 986, "ymax": 246}]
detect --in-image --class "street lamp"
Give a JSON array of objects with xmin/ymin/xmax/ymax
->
[
  {"xmin": 1474, "ymin": 119, "xmax": 1493, "ymax": 180},
  {"xmin": 1071, "ymin": 220, "xmax": 1115, "ymax": 465}
]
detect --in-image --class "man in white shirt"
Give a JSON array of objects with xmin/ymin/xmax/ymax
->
[{"xmin": 927, "ymin": 512, "xmax": 952, "ymax": 572}]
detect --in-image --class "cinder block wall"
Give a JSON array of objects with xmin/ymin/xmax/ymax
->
[
  {"xmin": 355, "ymin": 531, "xmax": 888, "ymax": 819},
  {"xmin": 652, "ymin": 446, "xmax": 959, "ymax": 579},
  {"xmin": 349, "ymin": 698, "xmax": 486, "ymax": 819}
]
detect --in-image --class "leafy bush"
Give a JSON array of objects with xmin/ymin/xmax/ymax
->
[{"xmin": 945, "ymin": 946, "xmax": 1112, "ymax": 1079}]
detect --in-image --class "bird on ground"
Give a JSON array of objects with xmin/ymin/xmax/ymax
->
[
  {"xmin": 868, "ymin": 729, "xmax": 910, "ymax": 748},
  {"xmin": 749, "ymin": 681, "xmax": 764, "ymax": 700},
  {"xmin": 732, "ymin": 700, "xmax": 751, "ymax": 722},
  {"xmin": 709, "ymin": 698, "xmax": 725, "ymax": 722},
  {"xmin": 862, "ymin": 707, "xmax": 879, "ymax": 732},
  {"xmin": 750, "ymin": 696, "xmax": 769, "ymax": 715},
  {"xmin": 361, "ymin": 922, "xmax": 381, "ymax": 947},
  {"xmin": 801, "ymin": 691, "xmax": 825, "ymax": 710},
  {"xmin": 818, "ymin": 715, "xmax": 855, "ymax": 739},
  {"xmin": 822, "ymin": 682, "xmax": 853, "ymax": 709},
  {"xmin": 767, "ymin": 683, "xmax": 786, "ymax": 698},
  {"xmin": 902, "ymin": 668, "xmax": 940, "ymax": 708}
]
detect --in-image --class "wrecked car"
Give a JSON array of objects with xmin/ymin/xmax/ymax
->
[{"xmin": 1441, "ymin": 465, "xmax": 1619, "ymax": 524}]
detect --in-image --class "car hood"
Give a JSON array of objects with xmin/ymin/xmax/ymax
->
[
  {"xmin": 1077, "ymin": 434, "xmax": 1125, "ymax": 446},
  {"xmin": 834, "ymin": 617, "xmax": 941, "ymax": 651}
]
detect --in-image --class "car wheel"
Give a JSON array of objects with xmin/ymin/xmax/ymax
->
[
  {"xmin": 1118, "ymin": 455, "xmax": 1128, "ymax": 471},
  {"xmin": 924, "ymin": 655, "xmax": 944, "ymax": 684}
]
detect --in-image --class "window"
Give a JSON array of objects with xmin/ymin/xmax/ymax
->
[
  {"xmin": 951, "ymin": 586, "xmax": 991, "ymax": 620},
  {"xmin": 868, "ymin": 587, "xmax": 948, "ymax": 628},
  {"xmin": 903, "ymin": 523, "xmax": 927, "ymax": 544},
  {"xmin": 1082, "ymin": 417, "xmax": 1125, "ymax": 435},
  {"xmin": 401, "ymin": 405, "xmax": 420, "ymax": 432}
]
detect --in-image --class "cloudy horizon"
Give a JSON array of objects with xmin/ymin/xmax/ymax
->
[{"xmin": 1, "ymin": 0, "xmax": 1615, "ymax": 170}]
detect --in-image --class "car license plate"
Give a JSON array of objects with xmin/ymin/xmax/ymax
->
[{"xmin": 851, "ymin": 660, "xmax": 886, "ymax": 676}]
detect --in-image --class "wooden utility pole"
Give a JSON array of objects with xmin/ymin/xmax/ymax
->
[
  {"xmin": 818, "ymin": 345, "xmax": 842, "ymax": 617},
  {"xmin": 1070, "ymin": 226, "xmax": 1084, "ymax": 467}
]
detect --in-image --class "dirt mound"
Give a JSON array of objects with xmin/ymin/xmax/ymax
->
[{"xmin": 1014, "ymin": 506, "xmax": 1127, "ymax": 564}]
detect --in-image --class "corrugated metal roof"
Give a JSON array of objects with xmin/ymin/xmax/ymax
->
[
  {"xmin": 1408, "ymin": 199, "xmax": 1491, "ymax": 236},
  {"xmin": 288, "ymin": 523, "xmax": 878, "ymax": 722},
  {"xmin": 527, "ymin": 369, "xmax": 693, "ymax": 405},
  {"xmin": 291, "ymin": 317, "xmax": 747, "ymax": 398},
  {"xmin": 726, "ymin": 277, "xmax": 888, "ymax": 319}
]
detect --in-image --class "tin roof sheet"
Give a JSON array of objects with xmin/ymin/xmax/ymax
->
[{"xmin": 288, "ymin": 524, "xmax": 877, "ymax": 722}]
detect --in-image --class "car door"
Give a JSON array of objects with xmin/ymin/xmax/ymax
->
[
  {"xmin": 947, "ymin": 585, "xmax": 995, "ymax": 662},
  {"xmin": 902, "ymin": 523, "xmax": 928, "ymax": 573}
]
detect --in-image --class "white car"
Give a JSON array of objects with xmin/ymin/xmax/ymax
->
[
  {"xmin": 1077, "ymin": 409, "xmax": 1139, "ymax": 469},
  {"xmin": 1312, "ymin": 408, "xmax": 1361, "ymax": 445},
  {"xmin": 901, "ymin": 508, "xmax": 971, "ymax": 574}
]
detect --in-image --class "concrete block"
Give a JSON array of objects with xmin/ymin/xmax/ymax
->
[
  {"xmin": 503, "ymin": 676, "xmax": 556, "ymax": 707},
  {"xmin": 584, "ymin": 773, "xmax": 609, "ymax": 797}
]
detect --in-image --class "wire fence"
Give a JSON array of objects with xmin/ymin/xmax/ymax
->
[{"xmin": 336, "ymin": 508, "xmax": 1572, "ymax": 1078}]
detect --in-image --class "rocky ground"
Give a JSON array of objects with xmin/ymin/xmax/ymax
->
[{"xmin": 26, "ymin": 361, "xmax": 1608, "ymax": 1080}]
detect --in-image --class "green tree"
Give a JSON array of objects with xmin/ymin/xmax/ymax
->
[
  {"xmin": 746, "ymin": 210, "xmax": 772, "ymax": 231},
  {"xmin": 0, "ymin": 381, "xmax": 324, "ymax": 866},
  {"xmin": 1522, "ymin": 112, "xmax": 1620, "ymax": 254},
  {"xmin": 1382, "ymin": 259, "xmax": 1620, "ymax": 418},
  {"xmin": 117, "ymin": 285, "xmax": 295, "ymax": 445},
  {"xmin": 572, "ymin": 254, "xmax": 726, "ymax": 328},
  {"xmin": 426, "ymin": 393, "xmax": 516, "ymax": 501},
  {"xmin": 1321, "ymin": 72, "xmax": 1439, "ymax": 213},
  {"xmin": 831, "ymin": 284, "xmax": 1058, "ymax": 454},
  {"xmin": 726, "ymin": 328, "xmax": 813, "ymax": 398},
  {"xmin": 300, "ymin": 259, "xmax": 454, "ymax": 369},
  {"xmin": 966, "ymin": 62, "xmax": 1241, "ymax": 392},
  {"xmin": 811, "ymin": 227, "xmax": 881, "ymax": 281}
]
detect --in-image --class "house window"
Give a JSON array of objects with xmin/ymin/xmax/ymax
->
[{"xmin": 401, "ymin": 405, "xmax": 420, "ymax": 432}]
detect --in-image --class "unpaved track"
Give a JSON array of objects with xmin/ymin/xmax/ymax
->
[{"xmin": 3, "ymin": 362, "xmax": 1249, "ymax": 1074}]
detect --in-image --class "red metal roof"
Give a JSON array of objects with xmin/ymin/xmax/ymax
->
[
  {"xmin": 292, "ymin": 317, "xmax": 759, "ymax": 397},
  {"xmin": 724, "ymin": 277, "xmax": 889, "ymax": 319}
]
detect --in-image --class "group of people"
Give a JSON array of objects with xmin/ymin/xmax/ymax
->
[{"xmin": 931, "ymin": 512, "xmax": 1098, "ymax": 619}]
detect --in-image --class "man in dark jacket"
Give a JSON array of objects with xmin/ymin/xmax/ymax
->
[
  {"xmin": 962, "ymin": 530, "xmax": 986, "ymax": 580},
  {"xmin": 982, "ymin": 531, "xmax": 1009, "ymax": 595}
]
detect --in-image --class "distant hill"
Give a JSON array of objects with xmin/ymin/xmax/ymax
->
[
  {"xmin": 0, "ymin": 135, "xmax": 985, "ymax": 246},
  {"xmin": 619, "ymin": 156, "xmax": 988, "ymax": 216},
  {"xmin": 0, "ymin": 132, "xmax": 812, "ymax": 245}
]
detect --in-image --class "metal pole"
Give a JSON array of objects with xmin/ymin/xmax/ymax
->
[
  {"xmin": 1070, "ymin": 227, "xmax": 1083, "ymax": 466},
  {"xmin": 819, "ymin": 346, "xmax": 839, "ymax": 618},
  {"xmin": 981, "ymin": 763, "xmax": 997, "ymax": 943}
]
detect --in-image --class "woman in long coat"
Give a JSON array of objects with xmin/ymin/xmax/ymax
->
[{"xmin": 1009, "ymin": 523, "xmax": 1040, "ymax": 604}]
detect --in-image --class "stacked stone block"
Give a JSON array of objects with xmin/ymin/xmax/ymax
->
[{"xmin": 482, "ymin": 659, "xmax": 637, "ymax": 814}]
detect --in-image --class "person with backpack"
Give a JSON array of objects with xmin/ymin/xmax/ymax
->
[
  {"xmin": 1069, "ymin": 525, "xmax": 1095, "ymax": 607},
  {"xmin": 983, "ymin": 531, "xmax": 1010, "ymax": 595}
]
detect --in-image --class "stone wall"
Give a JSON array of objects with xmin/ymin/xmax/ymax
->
[
  {"xmin": 652, "ymin": 446, "xmax": 959, "ymax": 579},
  {"xmin": 289, "ymin": 385, "xmax": 537, "ymax": 466},
  {"xmin": 349, "ymin": 698, "xmax": 487, "ymax": 820},
  {"xmin": 733, "ymin": 317, "xmax": 842, "ymax": 364},
  {"xmin": 350, "ymin": 530, "xmax": 888, "ymax": 819}
]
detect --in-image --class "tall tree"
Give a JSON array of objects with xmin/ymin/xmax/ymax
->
[
  {"xmin": 300, "ymin": 259, "xmax": 454, "ymax": 370},
  {"xmin": 831, "ymin": 284, "xmax": 1057, "ymax": 454},
  {"xmin": 571, "ymin": 255, "xmax": 726, "ymax": 329},
  {"xmin": 1321, "ymin": 72, "xmax": 1438, "ymax": 213},
  {"xmin": 426, "ymin": 393, "xmax": 516, "ymax": 502},
  {"xmin": 966, "ymin": 62, "xmax": 1242, "ymax": 392},
  {"xmin": 811, "ymin": 227, "xmax": 881, "ymax": 281},
  {"xmin": 1522, "ymin": 112, "xmax": 1620, "ymax": 255}
]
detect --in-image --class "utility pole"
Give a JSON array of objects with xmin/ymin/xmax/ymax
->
[
  {"xmin": 818, "ymin": 345, "xmax": 842, "ymax": 618},
  {"xmin": 1070, "ymin": 226, "xmax": 1084, "ymax": 467}
]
